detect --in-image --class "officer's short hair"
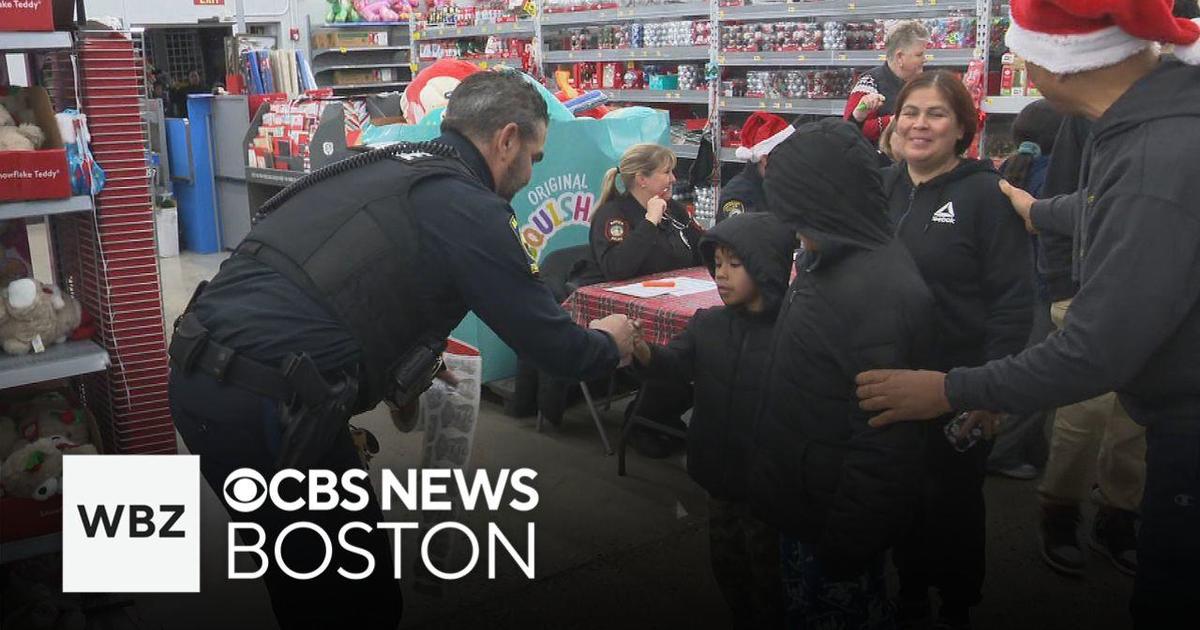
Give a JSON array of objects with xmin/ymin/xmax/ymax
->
[
  {"xmin": 885, "ymin": 21, "xmax": 930, "ymax": 59},
  {"xmin": 442, "ymin": 70, "xmax": 549, "ymax": 141}
]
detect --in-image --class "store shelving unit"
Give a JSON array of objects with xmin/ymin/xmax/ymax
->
[
  {"xmin": 604, "ymin": 88, "xmax": 709, "ymax": 104},
  {"xmin": 542, "ymin": 46, "xmax": 710, "ymax": 63},
  {"xmin": 0, "ymin": 34, "xmax": 113, "ymax": 400},
  {"xmin": 982, "ymin": 94, "xmax": 1041, "ymax": 114},
  {"xmin": 0, "ymin": 31, "xmax": 73, "ymax": 52},
  {"xmin": 308, "ymin": 16, "xmax": 414, "ymax": 94},
  {"xmin": 719, "ymin": 96, "xmax": 847, "ymax": 115},
  {"xmin": 1, "ymin": 24, "xmax": 173, "ymax": 563},
  {"xmin": 535, "ymin": 0, "xmax": 987, "ymax": 168},
  {"xmin": 417, "ymin": 20, "xmax": 537, "ymax": 39},
  {"xmin": 0, "ymin": 195, "xmax": 94, "ymax": 220}
]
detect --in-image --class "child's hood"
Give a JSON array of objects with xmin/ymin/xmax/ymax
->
[{"xmin": 699, "ymin": 212, "xmax": 795, "ymax": 317}]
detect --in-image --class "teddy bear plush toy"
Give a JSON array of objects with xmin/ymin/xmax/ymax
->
[
  {"xmin": 0, "ymin": 92, "xmax": 46, "ymax": 151},
  {"xmin": 11, "ymin": 391, "xmax": 91, "ymax": 446},
  {"xmin": 0, "ymin": 437, "xmax": 97, "ymax": 500},
  {"xmin": 0, "ymin": 278, "xmax": 82, "ymax": 355}
]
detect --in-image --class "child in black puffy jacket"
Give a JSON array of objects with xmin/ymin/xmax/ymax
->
[{"xmin": 632, "ymin": 212, "xmax": 796, "ymax": 629}]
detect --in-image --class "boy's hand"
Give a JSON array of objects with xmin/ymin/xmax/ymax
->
[{"xmin": 633, "ymin": 338, "xmax": 652, "ymax": 365}]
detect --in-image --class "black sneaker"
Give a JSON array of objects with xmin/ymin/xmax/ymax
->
[
  {"xmin": 1039, "ymin": 503, "xmax": 1085, "ymax": 576},
  {"xmin": 1090, "ymin": 506, "xmax": 1138, "ymax": 576}
]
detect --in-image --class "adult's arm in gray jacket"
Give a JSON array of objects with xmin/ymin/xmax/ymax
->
[{"xmin": 947, "ymin": 191, "xmax": 1200, "ymax": 415}]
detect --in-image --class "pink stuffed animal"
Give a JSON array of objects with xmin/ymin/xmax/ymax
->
[{"xmin": 353, "ymin": 0, "xmax": 401, "ymax": 22}]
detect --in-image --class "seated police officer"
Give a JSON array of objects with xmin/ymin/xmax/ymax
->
[
  {"xmin": 167, "ymin": 70, "xmax": 638, "ymax": 630},
  {"xmin": 716, "ymin": 113, "xmax": 793, "ymax": 224}
]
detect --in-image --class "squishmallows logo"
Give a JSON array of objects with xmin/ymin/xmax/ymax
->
[{"xmin": 519, "ymin": 173, "xmax": 596, "ymax": 262}]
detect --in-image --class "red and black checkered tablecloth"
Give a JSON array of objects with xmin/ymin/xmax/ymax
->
[{"xmin": 563, "ymin": 267, "xmax": 723, "ymax": 346}]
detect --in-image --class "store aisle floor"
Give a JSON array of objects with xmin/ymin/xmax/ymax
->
[{"xmin": 125, "ymin": 252, "xmax": 1133, "ymax": 630}]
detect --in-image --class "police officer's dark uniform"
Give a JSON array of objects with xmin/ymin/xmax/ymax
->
[
  {"xmin": 587, "ymin": 193, "xmax": 703, "ymax": 281},
  {"xmin": 167, "ymin": 130, "xmax": 620, "ymax": 629},
  {"xmin": 715, "ymin": 162, "xmax": 767, "ymax": 224}
]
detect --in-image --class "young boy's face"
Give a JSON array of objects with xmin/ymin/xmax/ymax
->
[{"xmin": 714, "ymin": 246, "xmax": 763, "ymax": 312}]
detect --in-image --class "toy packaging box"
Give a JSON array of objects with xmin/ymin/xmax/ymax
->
[{"xmin": 0, "ymin": 87, "xmax": 72, "ymax": 202}]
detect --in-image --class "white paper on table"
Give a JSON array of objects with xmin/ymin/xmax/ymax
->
[
  {"xmin": 666, "ymin": 277, "xmax": 717, "ymax": 297},
  {"xmin": 605, "ymin": 283, "xmax": 675, "ymax": 298},
  {"xmin": 603, "ymin": 277, "xmax": 717, "ymax": 298}
]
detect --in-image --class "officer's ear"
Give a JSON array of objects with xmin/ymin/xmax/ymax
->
[{"xmin": 495, "ymin": 122, "xmax": 522, "ymax": 159}]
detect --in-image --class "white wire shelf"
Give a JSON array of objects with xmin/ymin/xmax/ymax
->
[
  {"xmin": 0, "ymin": 196, "xmax": 95, "ymax": 221},
  {"xmin": 0, "ymin": 341, "xmax": 111, "ymax": 390}
]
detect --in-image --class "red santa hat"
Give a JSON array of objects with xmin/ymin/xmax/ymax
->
[
  {"xmin": 734, "ymin": 112, "xmax": 794, "ymax": 163},
  {"xmin": 1005, "ymin": 0, "xmax": 1200, "ymax": 74}
]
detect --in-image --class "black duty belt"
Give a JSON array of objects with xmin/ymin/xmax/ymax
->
[{"xmin": 168, "ymin": 312, "xmax": 331, "ymax": 408}]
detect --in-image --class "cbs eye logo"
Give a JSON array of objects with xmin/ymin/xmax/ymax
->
[{"xmin": 223, "ymin": 468, "xmax": 268, "ymax": 513}]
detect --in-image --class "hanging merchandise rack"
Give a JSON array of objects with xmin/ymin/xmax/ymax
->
[{"xmin": 39, "ymin": 29, "xmax": 176, "ymax": 455}]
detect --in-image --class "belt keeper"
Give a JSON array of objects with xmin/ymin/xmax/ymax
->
[{"xmin": 209, "ymin": 347, "xmax": 235, "ymax": 383}]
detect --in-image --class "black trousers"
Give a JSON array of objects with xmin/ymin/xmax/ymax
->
[
  {"xmin": 169, "ymin": 368, "xmax": 402, "ymax": 630},
  {"xmin": 894, "ymin": 424, "xmax": 991, "ymax": 614},
  {"xmin": 1132, "ymin": 427, "xmax": 1200, "ymax": 629}
]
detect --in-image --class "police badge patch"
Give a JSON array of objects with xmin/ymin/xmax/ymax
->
[
  {"xmin": 510, "ymin": 214, "xmax": 540, "ymax": 276},
  {"xmin": 606, "ymin": 218, "xmax": 628, "ymax": 242},
  {"xmin": 721, "ymin": 200, "xmax": 746, "ymax": 218}
]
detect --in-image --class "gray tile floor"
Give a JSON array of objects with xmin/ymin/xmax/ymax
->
[{"xmin": 123, "ymin": 251, "xmax": 1133, "ymax": 629}]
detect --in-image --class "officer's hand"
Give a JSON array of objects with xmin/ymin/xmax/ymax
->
[
  {"xmin": 853, "ymin": 93, "xmax": 886, "ymax": 122},
  {"xmin": 999, "ymin": 180, "xmax": 1037, "ymax": 234},
  {"xmin": 590, "ymin": 314, "xmax": 638, "ymax": 361},
  {"xmin": 646, "ymin": 197, "xmax": 667, "ymax": 226}
]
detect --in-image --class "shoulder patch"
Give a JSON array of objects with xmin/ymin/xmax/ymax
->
[
  {"xmin": 510, "ymin": 214, "xmax": 540, "ymax": 276},
  {"xmin": 721, "ymin": 200, "xmax": 746, "ymax": 218},
  {"xmin": 606, "ymin": 218, "xmax": 629, "ymax": 243}
]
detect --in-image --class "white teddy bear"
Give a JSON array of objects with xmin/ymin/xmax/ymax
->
[
  {"xmin": 0, "ymin": 98, "xmax": 45, "ymax": 151},
  {"xmin": 0, "ymin": 278, "xmax": 82, "ymax": 355}
]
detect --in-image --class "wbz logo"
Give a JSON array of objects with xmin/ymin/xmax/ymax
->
[{"xmin": 63, "ymin": 456, "xmax": 200, "ymax": 592}]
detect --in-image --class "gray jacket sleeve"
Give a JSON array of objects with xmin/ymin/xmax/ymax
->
[
  {"xmin": 945, "ymin": 192, "xmax": 1200, "ymax": 414},
  {"xmin": 1030, "ymin": 191, "xmax": 1082, "ymax": 237}
]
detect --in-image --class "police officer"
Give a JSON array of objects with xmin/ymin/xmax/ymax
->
[
  {"xmin": 167, "ymin": 71, "xmax": 638, "ymax": 630},
  {"xmin": 717, "ymin": 113, "xmax": 793, "ymax": 224}
]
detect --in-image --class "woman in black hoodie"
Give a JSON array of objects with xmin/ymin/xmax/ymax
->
[
  {"xmin": 750, "ymin": 118, "xmax": 936, "ymax": 628},
  {"xmin": 883, "ymin": 70, "xmax": 1033, "ymax": 629}
]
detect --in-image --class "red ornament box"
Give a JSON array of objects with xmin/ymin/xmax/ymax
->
[{"xmin": 0, "ymin": 86, "xmax": 72, "ymax": 201}]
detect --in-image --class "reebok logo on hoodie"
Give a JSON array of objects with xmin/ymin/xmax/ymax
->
[{"xmin": 932, "ymin": 202, "xmax": 956, "ymax": 224}]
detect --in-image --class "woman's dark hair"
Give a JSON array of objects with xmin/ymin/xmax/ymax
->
[
  {"xmin": 1002, "ymin": 99, "xmax": 1064, "ymax": 189},
  {"xmin": 1175, "ymin": 0, "xmax": 1200, "ymax": 19},
  {"xmin": 893, "ymin": 70, "xmax": 978, "ymax": 155}
]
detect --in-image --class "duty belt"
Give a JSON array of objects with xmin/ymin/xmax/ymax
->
[{"xmin": 168, "ymin": 312, "xmax": 332, "ymax": 408}]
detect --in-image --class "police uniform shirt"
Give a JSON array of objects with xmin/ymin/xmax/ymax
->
[
  {"xmin": 194, "ymin": 130, "xmax": 619, "ymax": 381},
  {"xmin": 716, "ymin": 162, "xmax": 767, "ymax": 224},
  {"xmin": 588, "ymin": 193, "xmax": 704, "ymax": 281}
]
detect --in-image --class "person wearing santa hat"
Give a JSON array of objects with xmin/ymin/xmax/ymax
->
[
  {"xmin": 716, "ymin": 112, "xmax": 794, "ymax": 224},
  {"xmin": 854, "ymin": 2, "xmax": 1200, "ymax": 627}
]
